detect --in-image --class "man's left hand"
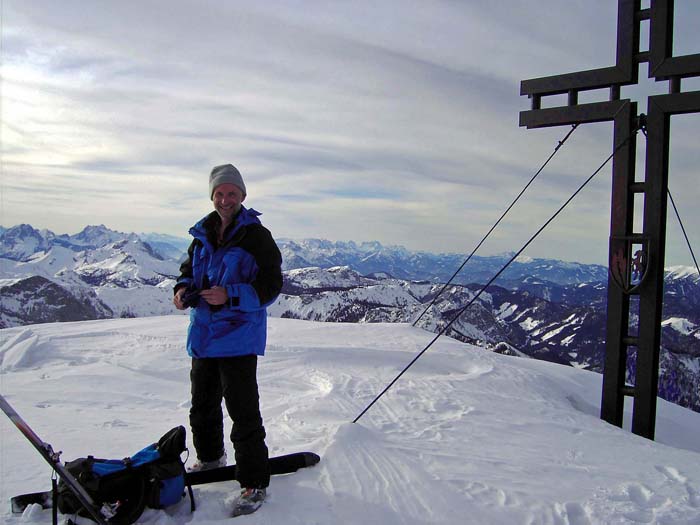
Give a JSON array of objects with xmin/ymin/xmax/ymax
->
[{"xmin": 199, "ymin": 286, "xmax": 229, "ymax": 306}]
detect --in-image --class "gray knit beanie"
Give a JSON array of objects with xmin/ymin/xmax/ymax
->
[{"xmin": 209, "ymin": 164, "xmax": 247, "ymax": 199}]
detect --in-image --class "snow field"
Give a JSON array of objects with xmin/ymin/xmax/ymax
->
[{"xmin": 1, "ymin": 316, "xmax": 700, "ymax": 524}]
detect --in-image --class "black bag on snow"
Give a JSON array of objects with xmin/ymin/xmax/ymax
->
[{"xmin": 56, "ymin": 426, "xmax": 195, "ymax": 524}]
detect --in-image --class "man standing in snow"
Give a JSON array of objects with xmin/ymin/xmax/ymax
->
[{"xmin": 173, "ymin": 164, "xmax": 282, "ymax": 516}]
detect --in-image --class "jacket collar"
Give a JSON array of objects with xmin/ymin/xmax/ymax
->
[{"xmin": 189, "ymin": 206, "xmax": 262, "ymax": 251}]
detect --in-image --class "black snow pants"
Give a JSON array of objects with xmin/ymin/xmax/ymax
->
[{"xmin": 189, "ymin": 354, "xmax": 270, "ymax": 489}]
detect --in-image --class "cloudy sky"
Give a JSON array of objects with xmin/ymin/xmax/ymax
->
[{"xmin": 2, "ymin": 1, "xmax": 699, "ymax": 265}]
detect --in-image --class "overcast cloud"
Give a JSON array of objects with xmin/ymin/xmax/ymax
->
[{"xmin": 1, "ymin": 1, "xmax": 698, "ymax": 265}]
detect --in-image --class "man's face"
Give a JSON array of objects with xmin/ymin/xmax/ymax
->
[{"xmin": 213, "ymin": 183, "xmax": 245, "ymax": 223}]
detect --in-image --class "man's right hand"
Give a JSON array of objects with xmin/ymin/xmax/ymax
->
[{"xmin": 173, "ymin": 288, "xmax": 187, "ymax": 310}]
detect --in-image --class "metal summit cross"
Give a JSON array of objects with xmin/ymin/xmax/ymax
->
[{"xmin": 520, "ymin": 0, "xmax": 700, "ymax": 439}]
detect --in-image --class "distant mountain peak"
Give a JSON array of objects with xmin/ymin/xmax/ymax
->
[
  {"xmin": 71, "ymin": 224, "xmax": 127, "ymax": 246},
  {"xmin": 0, "ymin": 224, "xmax": 52, "ymax": 261},
  {"xmin": 666, "ymin": 265, "xmax": 700, "ymax": 283},
  {"xmin": 0, "ymin": 223, "xmax": 190, "ymax": 263}
]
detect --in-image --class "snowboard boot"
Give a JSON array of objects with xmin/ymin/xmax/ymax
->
[
  {"xmin": 187, "ymin": 452, "xmax": 227, "ymax": 472},
  {"xmin": 232, "ymin": 487, "xmax": 266, "ymax": 517}
]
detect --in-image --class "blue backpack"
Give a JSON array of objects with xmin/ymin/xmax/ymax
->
[{"xmin": 57, "ymin": 426, "xmax": 195, "ymax": 524}]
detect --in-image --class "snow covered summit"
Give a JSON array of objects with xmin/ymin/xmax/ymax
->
[{"xmin": 2, "ymin": 316, "xmax": 700, "ymax": 524}]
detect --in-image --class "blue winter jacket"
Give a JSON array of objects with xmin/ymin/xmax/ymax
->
[{"xmin": 175, "ymin": 206, "xmax": 283, "ymax": 358}]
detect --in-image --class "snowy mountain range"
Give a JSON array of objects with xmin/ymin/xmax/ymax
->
[
  {"xmin": 2, "ymin": 223, "xmax": 699, "ymax": 413},
  {"xmin": 278, "ymin": 238, "xmax": 609, "ymax": 286},
  {"xmin": 0, "ymin": 225, "xmax": 179, "ymax": 324}
]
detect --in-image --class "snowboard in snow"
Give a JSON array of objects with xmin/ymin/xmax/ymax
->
[
  {"xmin": 0, "ymin": 394, "xmax": 110, "ymax": 525},
  {"xmin": 186, "ymin": 451, "xmax": 320, "ymax": 485}
]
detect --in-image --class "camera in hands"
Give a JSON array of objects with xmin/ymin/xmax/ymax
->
[{"xmin": 181, "ymin": 287, "xmax": 201, "ymax": 308}]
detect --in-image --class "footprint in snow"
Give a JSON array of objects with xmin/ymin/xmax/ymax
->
[{"xmin": 564, "ymin": 502, "xmax": 592, "ymax": 525}]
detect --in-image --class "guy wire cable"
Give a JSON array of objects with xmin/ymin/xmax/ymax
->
[
  {"xmin": 638, "ymin": 124, "xmax": 699, "ymax": 276},
  {"xmin": 412, "ymin": 124, "xmax": 579, "ymax": 327},
  {"xmin": 668, "ymin": 189, "xmax": 700, "ymax": 277},
  {"xmin": 354, "ymin": 125, "xmax": 641, "ymax": 424}
]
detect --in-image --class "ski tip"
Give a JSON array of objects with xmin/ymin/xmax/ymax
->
[
  {"xmin": 10, "ymin": 491, "xmax": 52, "ymax": 514},
  {"xmin": 303, "ymin": 452, "xmax": 321, "ymax": 467}
]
